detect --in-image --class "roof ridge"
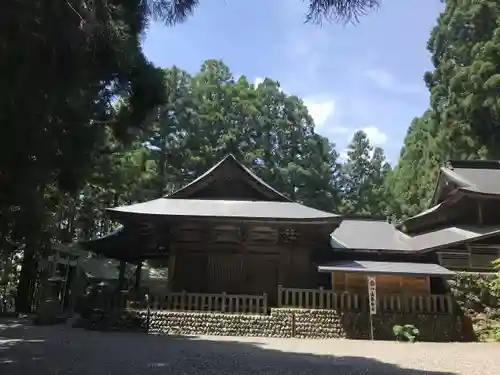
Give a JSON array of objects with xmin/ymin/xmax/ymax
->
[
  {"xmin": 165, "ymin": 154, "xmax": 292, "ymax": 202},
  {"xmin": 446, "ymin": 159, "xmax": 500, "ymax": 170},
  {"xmin": 341, "ymin": 215, "xmax": 389, "ymax": 222}
]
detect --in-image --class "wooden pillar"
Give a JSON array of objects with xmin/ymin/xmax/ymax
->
[
  {"xmin": 118, "ymin": 261, "xmax": 126, "ymax": 290},
  {"xmin": 116, "ymin": 261, "xmax": 127, "ymax": 309},
  {"xmin": 168, "ymin": 253, "xmax": 176, "ymax": 292},
  {"xmin": 134, "ymin": 263, "xmax": 142, "ymax": 292}
]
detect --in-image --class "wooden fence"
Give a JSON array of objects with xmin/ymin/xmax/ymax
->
[
  {"xmin": 128, "ymin": 291, "xmax": 268, "ymax": 314},
  {"xmin": 277, "ymin": 286, "xmax": 453, "ymax": 314}
]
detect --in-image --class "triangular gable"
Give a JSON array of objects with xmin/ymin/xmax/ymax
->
[{"xmin": 167, "ymin": 154, "xmax": 292, "ymax": 202}]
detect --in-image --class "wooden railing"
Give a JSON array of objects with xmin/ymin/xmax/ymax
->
[
  {"xmin": 278, "ymin": 286, "xmax": 362, "ymax": 310},
  {"xmin": 128, "ymin": 291, "xmax": 268, "ymax": 314},
  {"xmin": 277, "ymin": 286, "xmax": 454, "ymax": 314}
]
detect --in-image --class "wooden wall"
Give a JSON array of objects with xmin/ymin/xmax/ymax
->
[
  {"xmin": 166, "ymin": 220, "xmax": 326, "ymax": 305},
  {"xmin": 331, "ymin": 272, "xmax": 431, "ymax": 294}
]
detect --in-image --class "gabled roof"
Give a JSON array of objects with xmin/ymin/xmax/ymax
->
[
  {"xmin": 331, "ymin": 218, "xmax": 500, "ymax": 253},
  {"xmin": 400, "ymin": 159, "xmax": 500, "ymax": 233},
  {"xmin": 107, "ymin": 155, "xmax": 340, "ymax": 223},
  {"xmin": 441, "ymin": 159, "xmax": 500, "ymax": 196},
  {"xmin": 432, "ymin": 160, "xmax": 500, "ymax": 204},
  {"xmin": 108, "ymin": 198, "xmax": 340, "ymax": 223},
  {"xmin": 168, "ymin": 154, "xmax": 292, "ymax": 202}
]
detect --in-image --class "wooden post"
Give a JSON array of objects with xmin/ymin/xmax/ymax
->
[
  {"xmin": 403, "ymin": 293, "xmax": 410, "ymax": 313},
  {"xmin": 181, "ymin": 290, "xmax": 186, "ymax": 310},
  {"xmin": 118, "ymin": 261, "xmax": 126, "ymax": 289},
  {"xmin": 319, "ymin": 287, "xmax": 324, "ymax": 309},
  {"xmin": 117, "ymin": 261, "xmax": 126, "ymax": 309},
  {"xmin": 447, "ymin": 294, "xmax": 454, "ymax": 314},
  {"xmin": 277, "ymin": 285, "xmax": 283, "ymax": 307},
  {"xmin": 263, "ymin": 293, "xmax": 268, "ymax": 314},
  {"xmin": 221, "ymin": 292, "xmax": 227, "ymax": 312},
  {"xmin": 168, "ymin": 253, "xmax": 176, "ymax": 292}
]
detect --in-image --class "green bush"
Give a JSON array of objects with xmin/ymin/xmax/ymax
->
[
  {"xmin": 393, "ymin": 324, "xmax": 420, "ymax": 342},
  {"xmin": 450, "ymin": 265, "xmax": 500, "ymax": 342}
]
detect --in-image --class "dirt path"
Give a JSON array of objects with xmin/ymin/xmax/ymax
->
[{"xmin": 1, "ymin": 318, "xmax": 499, "ymax": 375}]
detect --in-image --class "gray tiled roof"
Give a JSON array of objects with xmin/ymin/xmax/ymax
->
[
  {"xmin": 331, "ymin": 219, "xmax": 500, "ymax": 252},
  {"xmin": 318, "ymin": 260, "xmax": 455, "ymax": 277},
  {"xmin": 108, "ymin": 198, "xmax": 340, "ymax": 222},
  {"xmin": 331, "ymin": 220, "xmax": 412, "ymax": 250},
  {"xmin": 442, "ymin": 160, "xmax": 500, "ymax": 195}
]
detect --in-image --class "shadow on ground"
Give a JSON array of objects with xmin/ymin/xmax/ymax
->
[{"xmin": 0, "ymin": 318, "xmax": 455, "ymax": 375}]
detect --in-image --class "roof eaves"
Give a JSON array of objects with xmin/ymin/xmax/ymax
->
[
  {"xmin": 414, "ymin": 227, "xmax": 500, "ymax": 253},
  {"xmin": 457, "ymin": 187, "xmax": 500, "ymax": 197},
  {"xmin": 396, "ymin": 191, "xmax": 464, "ymax": 232},
  {"xmin": 440, "ymin": 167, "xmax": 474, "ymax": 189},
  {"xmin": 428, "ymin": 167, "xmax": 446, "ymax": 207}
]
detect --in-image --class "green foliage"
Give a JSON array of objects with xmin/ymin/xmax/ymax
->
[
  {"xmin": 392, "ymin": 324, "xmax": 420, "ymax": 342},
  {"xmin": 450, "ymin": 272, "xmax": 500, "ymax": 342},
  {"xmin": 425, "ymin": 0, "xmax": 500, "ymax": 160},
  {"xmin": 491, "ymin": 258, "xmax": 500, "ymax": 296},
  {"xmin": 340, "ymin": 131, "xmax": 391, "ymax": 218},
  {"xmin": 151, "ymin": 0, "xmax": 380, "ymax": 25}
]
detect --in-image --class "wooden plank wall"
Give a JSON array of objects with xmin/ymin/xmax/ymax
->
[
  {"xmin": 167, "ymin": 221, "xmax": 319, "ymax": 304},
  {"xmin": 331, "ymin": 272, "xmax": 431, "ymax": 294}
]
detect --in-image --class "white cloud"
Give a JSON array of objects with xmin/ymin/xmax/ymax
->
[
  {"xmin": 303, "ymin": 98, "xmax": 335, "ymax": 129},
  {"xmin": 364, "ymin": 68, "xmax": 423, "ymax": 94},
  {"xmin": 254, "ymin": 77, "xmax": 264, "ymax": 86},
  {"xmin": 254, "ymin": 77, "xmax": 346, "ymax": 136},
  {"xmin": 359, "ymin": 126, "xmax": 388, "ymax": 146},
  {"xmin": 339, "ymin": 149, "xmax": 349, "ymax": 161}
]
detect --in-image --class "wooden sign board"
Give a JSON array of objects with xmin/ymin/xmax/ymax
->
[{"xmin": 367, "ymin": 275, "xmax": 377, "ymax": 315}]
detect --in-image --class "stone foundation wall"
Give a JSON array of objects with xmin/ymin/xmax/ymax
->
[
  {"xmin": 139, "ymin": 309, "xmax": 293, "ymax": 337},
  {"xmin": 341, "ymin": 312, "xmax": 462, "ymax": 342},
  {"xmin": 130, "ymin": 308, "xmax": 462, "ymax": 341},
  {"xmin": 293, "ymin": 309, "xmax": 347, "ymax": 338}
]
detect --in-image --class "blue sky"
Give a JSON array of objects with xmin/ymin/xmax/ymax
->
[{"xmin": 142, "ymin": 0, "xmax": 444, "ymax": 163}]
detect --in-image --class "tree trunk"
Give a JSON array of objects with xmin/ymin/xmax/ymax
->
[
  {"xmin": 16, "ymin": 234, "xmax": 39, "ymax": 313},
  {"xmin": 16, "ymin": 186, "xmax": 43, "ymax": 313}
]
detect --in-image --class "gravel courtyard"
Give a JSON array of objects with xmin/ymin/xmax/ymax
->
[{"xmin": 1, "ymin": 318, "xmax": 499, "ymax": 375}]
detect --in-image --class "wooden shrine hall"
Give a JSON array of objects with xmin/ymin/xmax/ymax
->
[
  {"xmin": 83, "ymin": 155, "xmax": 342, "ymax": 304},
  {"xmin": 82, "ymin": 155, "xmax": 499, "ymax": 312}
]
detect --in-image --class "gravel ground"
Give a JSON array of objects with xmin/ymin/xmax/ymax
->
[{"xmin": 1, "ymin": 318, "xmax": 499, "ymax": 375}]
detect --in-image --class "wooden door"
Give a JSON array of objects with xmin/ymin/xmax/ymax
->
[
  {"xmin": 243, "ymin": 254, "xmax": 278, "ymax": 303},
  {"xmin": 207, "ymin": 253, "xmax": 245, "ymax": 294}
]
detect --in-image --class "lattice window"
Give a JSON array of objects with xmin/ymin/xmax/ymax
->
[
  {"xmin": 211, "ymin": 225, "xmax": 241, "ymax": 243},
  {"xmin": 437, "ymin": 252, "xmax": 470, "ymax": 269},
  {"xmin": 468, "ymin": 246, "xmax": 499, "ymax": 269},
  {"xmin": 278, "ymin": 228, "xmax": 299, "ymax": 244},
  {"xmin": 172, "ymin": 224, "xmax": 203, "ymax": 243},
  {"xmin": 248, "ymin": 226, "xmax": 278, "ymax": 243}
]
